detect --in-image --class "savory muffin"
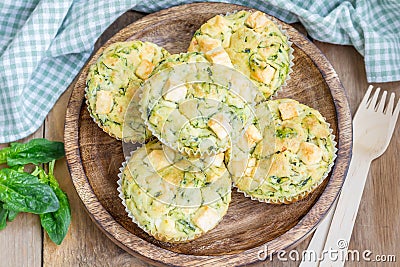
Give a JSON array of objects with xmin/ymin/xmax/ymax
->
[
  {"xmin": 140, "ymin": 52, "xmax": 256, "ymax": 155},
  {"xmin": 152, "ymin": 51, "xmax": 212, "ymax": 72},
  {"xmin": 86, "ymin": 41, "xmax": 170, "ymax": 142},
  {"xmin": 188, "ymin": 10, "xmax": 292, "ymax": 100},
  {"xmin": 118, "ymin": 140, "xmax": 232, "ymax": 243},
  {"xmin": 227, "ymin": 99, "xmax": 336, "ymax": 204}
]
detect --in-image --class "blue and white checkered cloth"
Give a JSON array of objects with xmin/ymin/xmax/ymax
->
[{"xmin": 1, "ymin": 0, "xmax": 399, "ymax": 143}]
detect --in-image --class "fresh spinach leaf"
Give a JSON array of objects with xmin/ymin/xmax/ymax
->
[
  {"xmin": 0, "ymin": 168, "xmax": 59, "ymax": 214},
  {"xmin": 35, "ymin": 161, "xmax": 71, "ymax": 245},
  {"xmin": 2, "ymin": 166, "xmax": 25, "ymax": 222},
  {"xmin": 40, "ymin": 186, "xmax": 71, "ymax": 245},
  {"xmin": 0, "ymin": 204, "xmax": 8, "ymax": 230},
  {"xmin": 7, "ymin": 209, "xmax": 18, "ymax": 222},
  {"xmin": 0, "ymin": 138, "xmax": 65, "ymax": 166},
  {"xmin": 10, "ymin": 165, "xmax": 24, "ymax": 172},
  {"xmin": 0, "ymin": 201, "xmax": 19, "ymax": 229},
  {"xmin": 0, "ymin": 139, "xmax": 69, "ymax": 243}
]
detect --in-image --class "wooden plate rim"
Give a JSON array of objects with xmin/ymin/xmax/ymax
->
[{"xmin": 64, "ymin": 3, "xmax": 353, "ymax": 266}]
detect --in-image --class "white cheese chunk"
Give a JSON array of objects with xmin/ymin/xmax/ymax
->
[
  {"xmin": 251, "ymin": 65, "xmax": 276, "ymax": 84},
  {"xmin": 298, "ymin": 142, "xmax": 323, "ymax": 165},
  {"xmin": 192, "ymin": 206, "xmax": 219, "ymax": 232},
  {"xmin": 205, "ymin": 46, "xmax": 234, "ymax": 68},
  {"xmin": 200, "ymin": 15, "xmax": 231, "ymax": 36},
  {"xmin": 157, "ymin": 218, "xmax": 178, "ymax": 237},
  {"xmin": 278, "ymin": 102, "xmax": 299, "ymax": 120},
  {"xmin": 95, "ymin": 90, "xmax": 113, "ymax": 114},
  {"xmin": 245, "ymin": 11, "xmax": 270, "ymax": 29},
  {"xmin": 146, "ymin": 150, "xmax": 171, "ymax": 170},
  {"xmin": 246, "ymin": 125, "xmax": 263, "ymax": 144},
  {"xmin": 230, "ymin": 159, "xmax": 248, "ymax": 178},
  {"xmin": 139, "ymin": 45, "xmax": 156, "ymax": 62},
  {"xmin": 197, "ymin": 36, "xmax": 222, "ymax": 53},
  {"xmin": 208, "ymin": 113, "xmax": 230, "ymax": 140},
  {"xmin": 164, "ymin": 85, "xmax": 187, "ymax": 102},
  {"xmin": 212, "ymin": 153, "xmax": 225, "ymax": 167},
  {"xmin": 268, "ymin": 153, "xmax": 291, "ymax": 177},
  {"xmin": 135, "ymin": 59, "xmax": 155, "ymax": 80}
]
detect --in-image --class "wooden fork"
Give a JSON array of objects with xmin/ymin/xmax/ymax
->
[{"xmin": 300, "ymin": 85, "xmax": 400, "ymax": 267}]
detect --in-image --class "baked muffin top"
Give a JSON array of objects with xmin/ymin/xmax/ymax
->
[
  {"xmin": 119, "ymin": 140, "xmax": 231, "ymax": 242},
  {"xmin": 227, "ymin": 99, "xmax": 336, "ymax": 203},
  {"xmin": 86, "ymin": 41, "xmax": 169, "ymax": 142},
  {"xmin": 188, "ymin": 10, "xmax": 292, "ymax": 100},
  {"xmin": 141, "ymin": 52, "xmax": 257, "ymax": 155}
]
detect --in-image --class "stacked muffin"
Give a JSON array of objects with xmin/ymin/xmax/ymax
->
[
  {"xmin": 85, "ymin": 10, "xmax": 336, "ymax": 243},
  {"xmin": 188, "ymin": 10, "xmax": 292, "ymax": 99}
]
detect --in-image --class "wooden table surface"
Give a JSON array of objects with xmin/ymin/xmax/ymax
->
[{"xmin": 0, "ymin": 11, "xmax": 399, "ymax": 267}]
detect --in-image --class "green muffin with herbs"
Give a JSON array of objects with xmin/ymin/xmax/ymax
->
[
  {"xmin": 118, "ymin": 140, "xmax": 231, "ymax": 243},
  {"xmin": 140, "ymin": 52, "xmax": 255, "ymax": 155},
  {"xmin": 188, "ymin": 10, "xmax": 292, "ymax": 100},
  {"xmin": 227, "ymin": 99, "xmax": 336, "ymax": 204},
  {"xmin": 85, "ymin": 41, "xmax": 170, "ymax": 142}
]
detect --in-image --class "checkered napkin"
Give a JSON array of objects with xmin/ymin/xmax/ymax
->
[{"xmin": 1, "ymin": 0, "xmax": 399, "ymax": 143}]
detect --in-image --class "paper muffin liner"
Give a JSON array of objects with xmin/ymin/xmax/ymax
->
[
  {"xmin": 271, "ymin": 14, "xmax": 295, "ymax": 99},
  {"xmin": 217, "ymin": 10, "xmax": 294, "ymax": 102},
  {"xmin": 84, "ymin": 95, "xmax": 152, "ymax": 143},
  {"xmin": 231, "ymin": 112, "xmax": 337, "ymax": 204},
  {"xmin": 117, "ymin": 144, "xmax": 231, "ymax": 243}
]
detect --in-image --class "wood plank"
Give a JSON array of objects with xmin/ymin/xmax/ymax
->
[
  {"xmin": 314, "ymin": 42, "xmax": 400, "ymax": 267},
  {"xmin": 42, "ymin": 10, "xmax": 151, "ymax": 267},
  {"xmin": 0, "ymin": 130, "xmax": 44, "ymax": 267},
  {"xmin": 43, "ymin": 86, "xmax": 150, "ymax": 267}
]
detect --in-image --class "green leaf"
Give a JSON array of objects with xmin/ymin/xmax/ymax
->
[
  {"xmin": 38, "ymin": 161, "xmax": 71, "ymax": 245},
  {"xmin": 10, "ymin": 165, "xmax": 24, "ymax": 172},
  {"xmin": 7, "ymin": 210, "xmax": 18, "ymax": 222},
  {"xmin": 0, "ymin": 201, "xmax": 18, "ymax": 228},
  {"xmin": 0, "ymin": 148, "xmax": 9, "ymax": 164},
  {"xmin": 0, "ymin": 169, "xmax": 60, "ymax": 214},
  {"xmin": 40, "ymin": 186, "xmax": 71, "ymax": 245},
  {"xmin": 0, "ymin": 138, "xmax": 65, "ymax": 166},
  {"xmin": 0, "ymin": 204, "xmax": 8, "ymax": 230}
]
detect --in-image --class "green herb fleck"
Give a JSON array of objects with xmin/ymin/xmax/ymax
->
[{"xmin": 276, "ymin": 127, "xmax": 297, "ymax": 139}]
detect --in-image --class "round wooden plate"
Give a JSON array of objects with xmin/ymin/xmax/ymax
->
[{"xmin": 64, "ymin": 3, "xmax": 352, "ymax": 266}]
